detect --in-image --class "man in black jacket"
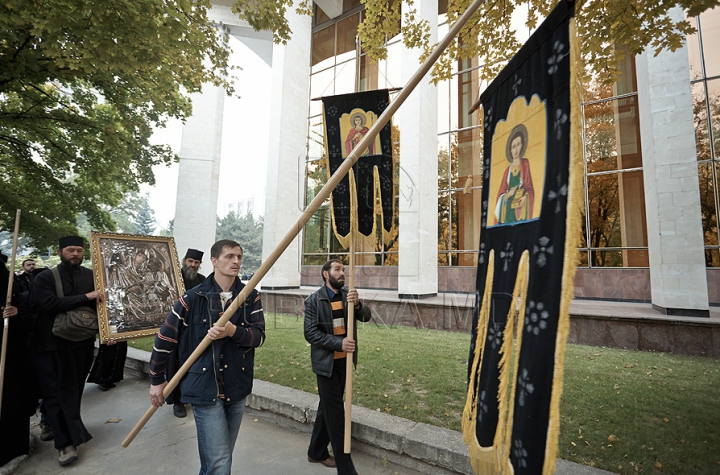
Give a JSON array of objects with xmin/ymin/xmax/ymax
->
[
  {"xmin": 304, "ymin": 259, "xmax": 372, "ymax": 475},
  {"xmin": 33, "ymin": 236, "xmax": 104, "ymax": 467},
  {"xmin": 15, "ymin": 258, "xmax": 36, "ymax": 294}
]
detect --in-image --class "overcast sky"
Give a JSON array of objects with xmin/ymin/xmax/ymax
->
[{"xmin": 142, "ymin": 35, "xmax": 272, "ymax": 229}]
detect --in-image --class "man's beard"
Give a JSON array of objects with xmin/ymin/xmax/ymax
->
[
  {"xmin": 183, "ymin": 265, "xmax": 198, "ymax": 280},
  {"xmin": 61, "ymin": 256, "xmax": 82, "ymax": 269},
  {"xmin": 327, "ymin": 275, "xmax": 344, "ymax": 291}
]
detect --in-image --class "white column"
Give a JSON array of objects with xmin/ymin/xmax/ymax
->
[
  {"xmin": 173, "ymin": 83, "xmax": 225, "ymax": 260},
  {"xmin": 398, "ymin": 0, "xmax": 438, "ymax": 298},
  {"xmin": 260, "ymin": 2, "xmax": 312, "ymax": 289},
  {"xmin": 635, "ymin": 7, "xmax": 709, "ymax": 316}
]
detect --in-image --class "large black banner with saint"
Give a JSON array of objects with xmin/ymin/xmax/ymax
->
[
  {"xmin": 322, "ymin": 90, "xmax": 394, "ymax": 248},
  {"xmin": 463, "ymin": 2, "xmax": 581, "ymax": 474}
]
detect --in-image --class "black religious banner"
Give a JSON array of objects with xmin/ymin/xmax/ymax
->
[
  {"xmin": 463, "ymin": 2, "xmax": 582, "ymax": 474},
  {"xmin": 322, "ymin": 90, "xmax": 394, "ymax": 248}
]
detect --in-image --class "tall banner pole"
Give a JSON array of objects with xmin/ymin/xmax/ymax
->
[
  {"xmin": 122, "ymin": 0, "xmax": 486, "ymax": 448},
  {"xmin": 344, "ymin": 233, "xmax": 356, "ymax": 453},
  {"xmin": 0, "ymin": 209, "xmax": 21, "ymax": 415}
]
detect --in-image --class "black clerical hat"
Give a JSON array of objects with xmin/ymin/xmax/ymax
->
[
  {"xmin": 184, "ymin": 248, "xmax": 204, "ymax": 261},
  {"xmin": 58, "ymin": 236, "xmax": 84, "ymax": 249}
]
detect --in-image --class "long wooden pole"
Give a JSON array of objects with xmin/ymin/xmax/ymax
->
[
  {"xmin": 344, "ymin": 234, "xmax": 356, "ymax": 453},
  {"xmin": 0, "ymin": 209, "xmax": 21, "ymax": 415},
  {"xmin": 122, "ymin": 0, "xmax": 486, "ymax": 448}
]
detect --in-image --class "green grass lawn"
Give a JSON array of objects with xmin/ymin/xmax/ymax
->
[{"xmin": 128, "ymin": 313, "xmax": 720, "ymax": 474}]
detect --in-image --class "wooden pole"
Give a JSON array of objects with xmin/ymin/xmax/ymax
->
[
  {"xmin": 122, "ymin": 0, "xmax": 487, "ymax": 448},
  {"xmin": 0, "ymin": 209, "xmax": 21, "ymax": 415},
  {"xmin": 344, "ymin": 233, "xmax": 356, "ymax": 453}
]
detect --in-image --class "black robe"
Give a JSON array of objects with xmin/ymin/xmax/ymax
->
[
  {"xmin": 0, "ymin": 264, "xmax": 35, "ymax": 466},
  {"xmin": 87, "ymin": 341, "xmax": 127, "ymax": 385}
]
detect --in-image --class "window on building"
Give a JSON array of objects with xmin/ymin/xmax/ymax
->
[
  {"xmin": 304, "ymin": 4, "xmax": 400, "ymax": 266},
  {"xmin": 305, "ymin": 6, "xmax": 652, "ymax": 270},
  {"xmin": 578, "ymin": 47, "xmax": 649, "ymax": 268},
  {"xmin": 437, "ymin": 15, "xmax": 484, "ymax": 267},
  {"xmin": 688, "ymin": 6, "xmax": 720, "ymax": 266}
]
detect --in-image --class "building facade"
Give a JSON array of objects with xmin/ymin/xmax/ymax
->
[{"xmin": 253, "ymin": 2, "xmax": 720, "ymax": 315}]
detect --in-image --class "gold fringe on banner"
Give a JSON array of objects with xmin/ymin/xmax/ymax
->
[
  {"xmin": 541, "ymin": 16, "xmax": 584, "ymax": 475},
  {"xmin": 325, "ymin": 155, "xmax": 396, "ymax": 251},
  {"xmin": 322, "ymin": 100, "xmax": 397, "ymax": 252},
  {"xmin": 462, "ymin": 10, "xmax": 582, "ymax": 475},
  {"xmin": 462, "ymin": 251, "xmax": 501, "ymax": 474},
  {"xmin": 496, "ymin": 251, "xmax": 529, "ymax": 470},
  {"xmin": 461, "ymin": 251, "xmax": 530, "ymax": 474}
]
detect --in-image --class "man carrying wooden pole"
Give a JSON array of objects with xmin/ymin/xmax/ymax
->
[
  {"xmin": 303, "ymin": 255, "xmax": 371, "ymax": 473},
  {"xmin": 122, "ymin": 0, "xmax": 486, "ymax": 449}
]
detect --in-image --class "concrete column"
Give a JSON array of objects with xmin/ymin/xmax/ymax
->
[
  {"xmin": 260, "ymin": 2, "xmax": 312, "ymax": 289},
  {"xmin": 173, "ymin": 83, "xmax": 225, "ymax": 261},
  {"xmin": 397, "ymin": 0, "xmax": 438, "ymax": 298},
  {"xmin": 635, "ymin": 7, "xmax": 709, "ymax": 316}
]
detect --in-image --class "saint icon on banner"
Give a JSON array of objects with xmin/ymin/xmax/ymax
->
[
  {"xmin": 495, "ymin": 124, "xmax": 535, "ymax": 224},
  {"xmin": 342, "ymin": 110, "xmax": 379, "ymax": 158}
]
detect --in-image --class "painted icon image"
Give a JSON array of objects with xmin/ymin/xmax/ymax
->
[
  {"xmin": 341, "ymin": 109, "xmax": 381, "ymax": 158},
  {"xmin": 489, "ymin": 95, "xmax": 547, "ymax": 227}
]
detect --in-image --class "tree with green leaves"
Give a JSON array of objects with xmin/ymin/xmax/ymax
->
[
  {"xmin": 1, "ymin": 0, "xmax": 233, "ymax": 250},
  {"xmin": 75, "ymin": 191, "xmax": 152, "ymax": 237},
  {"xmin": 133, "ymin": 195, "xmax": 158, "ymax": 235},
  {"xmin": 215, "ymin": 212, "xmax": 264, "ymax": 272},
  {"xmin": 233, "ymin": 0, "xmax": 716, "ymax": 84},
  {"xmin": 361, "ymin": 0, "xmax": 718, "ymax": 85}
]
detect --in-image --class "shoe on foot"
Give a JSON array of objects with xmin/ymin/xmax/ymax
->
[
  {"xmin": 307, "ymin": 455, "xmax": 336, "ymax": 468},
  {"xmin": 173, "ymin": 402, "xmax": 187, "ymax": 418},
  {"xmin": 97, "ymin": 382, "xmax": 116, "ymax": 391},
  {"xmin": 40, "ymin": 423, "xmax": 54, "ymax": 441},
  {"xmin": 58, "ymin": 445, "xmax": 78, "ymax": 466}
]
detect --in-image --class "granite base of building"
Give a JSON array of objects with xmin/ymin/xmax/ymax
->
[{"xmin": 261, "ymin": 288, "xmax": 720, "ymax": 358}]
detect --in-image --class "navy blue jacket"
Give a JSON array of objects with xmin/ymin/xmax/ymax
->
[{"xmin": 149, "ymin": 273, "xmax": 265, "ymax": 405}]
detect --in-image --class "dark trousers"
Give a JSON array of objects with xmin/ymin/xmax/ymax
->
[
  {"xmin": 308, "ymin": 360, "xmax": 357, "ymax": 475},
  {"xmin": 0, "ymin": 318, "xmax": 35, "ymax": 466},
  {"xmin": 35, "ymin": 339, "xmax": 94, "ymax": 450}
]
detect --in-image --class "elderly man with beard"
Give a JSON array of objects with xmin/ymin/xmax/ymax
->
[
  {"xmin": 181, "ymin": 248, "xmax": 206, "ymax": 290},
  {"xmin": 304, "ymin": 259, "xmax": 372, "ymax": 475},
  {"xmin": 32, "ymin": 236, "xmax": 104, "ymax": 466}
]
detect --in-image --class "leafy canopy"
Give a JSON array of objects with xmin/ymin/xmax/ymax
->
[
  {"xmin": 359, "ymin": 0, "xmax": 719, "ymax": 84},
  {"xmin": 0, "ymin": 0, "xmax": 233, "ymax": 250},
  {"xmin": 231, "ymin": 0, "xmax": 718, "ymax": 85}
]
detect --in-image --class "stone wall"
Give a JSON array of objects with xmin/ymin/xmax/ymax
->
[
  {"xmin": 299, "ymin": 265, "xmax": 720, "ymax": 304},
  {"xmin": 261, "ymin": 289, "xmax": 720, "ymax": 357}
]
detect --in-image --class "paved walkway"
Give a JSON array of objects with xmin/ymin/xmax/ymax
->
[
  {"xmin": 5, "ymin": 371, "xmax": 614, "ymax": 475},
  {"xmin": 9, "ymin": 378, "xmax": 426, "ymax": 475}
]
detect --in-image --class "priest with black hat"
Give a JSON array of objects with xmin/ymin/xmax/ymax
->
[
  {"xmin": 181, "ymin": 248, "xmax": 206, "ymax": 290},
  {"xmin": 32, "ymin": 235, "xmax": 105, "ymax": 467}
]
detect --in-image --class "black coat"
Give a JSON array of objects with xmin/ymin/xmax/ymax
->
[{"xmin": 33, "ymin": 263, "xmax": 96, "ymax": 352}]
